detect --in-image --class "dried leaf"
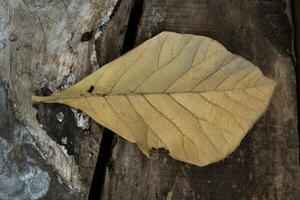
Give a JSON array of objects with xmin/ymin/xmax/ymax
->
[{"xmin": 32, "ymin": 32, "xmax": 276, "ymax": 167}]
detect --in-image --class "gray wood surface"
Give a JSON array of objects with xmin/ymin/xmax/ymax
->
[{"xmin": 0, "ymin": 0, "xmax": 121, "ymax": 199}]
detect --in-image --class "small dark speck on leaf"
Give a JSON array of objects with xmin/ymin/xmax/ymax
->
[
  {"xmin": 81, "ymin": 31, "xmax": 93, "ymax": 42},
  {"xmin": 87, "ymin": 85, "xmax": 94, "ymax": 93}
]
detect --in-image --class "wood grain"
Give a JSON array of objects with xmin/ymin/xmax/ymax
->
[
  {"xmin": 0, "ymin": 0, "xmax": 129, "ymax": 198},
  {"xmin": 1, "ymin": 0, "xmax": 298, "ymax": 199},
  {"xmin": 100, "ymin": 0, "xmax": 299, "ymax": 199}
]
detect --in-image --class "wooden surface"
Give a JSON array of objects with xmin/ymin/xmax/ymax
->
[
  {"xmin": 97, "ymin": 0, "xmax": 299, "ymax": 199},
  {"xmin": 0, "ymin": 0, "xmax": 122, "ymax": 199},
  {"xmin": 0, "ymin": 0, "xmax": 298, "ymax": 199},
  {"xmin": 293, "ymin": 0, "xmax": 300, "ymax": 106}
]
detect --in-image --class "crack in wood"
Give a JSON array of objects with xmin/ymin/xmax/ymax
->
[{"xmin": 88, "ymin": 0, "xmax": 145, "ymax": 199}]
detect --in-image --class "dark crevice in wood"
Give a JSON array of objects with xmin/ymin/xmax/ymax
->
[
  {"xmin": 33, "ymin": 87, "xmax": 86, "ymax": 159},
  {"xmin": 88, "ymin": 129, "xmax": 115, "ymax": 200},
  {"xmin": 122, "ymin": 0, "xmax": 145, "ymax": 53},
  {"xmin": 291, "ymin": 0, "xmax": 300, "ymax": 165},
  {"xmin": 88, "ymin": 0, "xmax": 145, "ymax": 199}
]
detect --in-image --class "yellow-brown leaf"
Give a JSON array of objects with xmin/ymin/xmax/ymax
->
[{"xmin": 32, "ymin": 32, "xmax": 276, "ymax": 166}]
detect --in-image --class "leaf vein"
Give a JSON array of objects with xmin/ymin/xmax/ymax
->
[
  {"xmin": 133, "ymin": 36, "xmax": 193, "ymax": 92},
  {"xmin": 233, "ymin": 67, "xmax": 257, "ymax": 89},
  {"xmin": 198, "ymin": 94, "xmax": 246, "ymax": 132},
  {"xmin": 191, "ymin": 55, "xmax": 240, "ymax": 91},
  {"xmin": 104, "ymin": 97, "xmax": 135, "ymax": 137},
  {"xmin": 109, "ymin": 41, "xmax": 150, "ymax": 93},
  {"xmin": 125, "ymin": 95, "xmax": 169, "ymax": 152},
  {"xmin": 142, "ymin": 95, "xmax": 193, "ymax": 160},
  {"xmin": 224, "ymin": 92, "xmax": 259, "ymax": 115},
  {"xmin": 213, "ymin": 60, "xmax": 246, "ymax": 90},
  {"xmin": 165, "ymin": 38, "xmax": 205, "ymax": 91},
  {"xmin": 244, "ymin": 90, "xmax": 266, "ymax": 104},
  {"xmin": 169, "ymin": 95, "xmax": 224, "ymax": 156}
]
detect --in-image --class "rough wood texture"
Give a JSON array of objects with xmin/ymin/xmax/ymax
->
[
  {"xmin": 88, "ymin": 0, "xmax": 134, "ymax": 198},
  {"xmin": 293, "ymin": 0, "xmax": 300, "ymax": 103},
  {"xmin": 100, "ymin": 0, "xmax": 300, "ymax": 199},
  {"xmin": 0, "ymin": 0, "xmax": 121, "ymax": 199},
  {"xmin": 1, "ymin": 0, "xmax": 299, "ymax": 199}
]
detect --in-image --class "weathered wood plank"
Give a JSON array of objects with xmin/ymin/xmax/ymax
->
[
  {"xmin": 88, "ymin": 0, "xmax": 134, "ymax": 198},
  {"xmin": 0, "ymin": 0, "xmax": 130, "ymax": 199},
  {"xmin": 1, "ymin": 0, "xmax": 298, "ymax": 199},
  {"xmin": 293, "ymin": 0, "xmax": 300, "ymax": 111},
  {"xmin": 101, "ymin": 0, "xmax": 299, "ymax": 199}
]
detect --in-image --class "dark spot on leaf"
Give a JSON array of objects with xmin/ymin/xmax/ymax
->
[
  {"xmin": 87, "ymin": 85, "xmax": 94, "ymax": 93},
  {"xmin": 80, "ymin": 31, "xmax": 93, "ymax": 42}
]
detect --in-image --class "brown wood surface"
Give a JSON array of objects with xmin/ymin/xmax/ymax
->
[
  {"xmin": 98, "ymin": 0, "xmax": 300, "ymax": 199},
  {"xmin": 0, "ymin": 0, "xmax": 298, "ymax": 199}
]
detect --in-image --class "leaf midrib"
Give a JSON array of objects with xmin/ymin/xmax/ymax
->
[{"xmin": 35, "ymin": 84, "xmax": 271, "ymax": 103}]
